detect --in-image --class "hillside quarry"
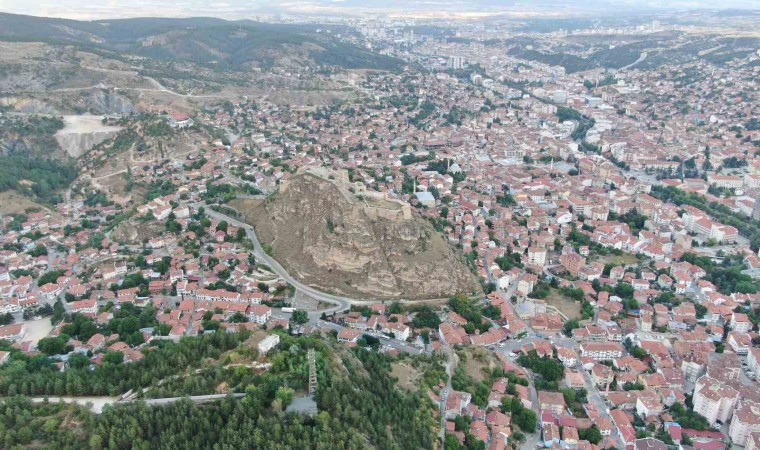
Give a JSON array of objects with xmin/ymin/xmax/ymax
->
[{"xmin": 236, "ymin": 167, "xmax": 479, "ymax": 300}]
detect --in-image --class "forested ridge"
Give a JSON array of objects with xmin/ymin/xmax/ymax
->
[
  {"xmin": 0, "ymin": 155, "xmax": 77, "ymax": 204},
  {"xmin": 0, "ymin": 13, "xmax": 403, "ymax": 71},
  {"xmin": 0, "ymin": 115, "xmax": 75, "ymax": 203},
  {"xmin": 0, "ymin": 332, "xmax": 439, "ymax": 449}
]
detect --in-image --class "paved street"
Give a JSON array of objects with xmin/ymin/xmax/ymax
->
[{"xmin": 200, "ymin": 204, "xmax": 355, "ymax": 316}]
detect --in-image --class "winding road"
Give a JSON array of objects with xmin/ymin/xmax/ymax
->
[
  {"xmin": 618, "ymin": 52, "xmax": 647, "ymax": 71},
  {"xmin": 199, "ymin": 198, "xmax": 456, "ymax": 314},
  {"xmin": 199, "ymin": 204, "xmax": 354, "ymax": 315},
  {"xmin": 11, "ymin": 64, "xmax": 228, "ymax": 99}
]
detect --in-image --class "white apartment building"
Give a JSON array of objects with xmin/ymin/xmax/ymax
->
[
  {"xmin": 527, "ymin": 247, "xmax": 547, "ymax": 267},
  {"xmin": 746, "ymin": 432, "xmax": 760, "ymax": 450},
  {"xmin": 748, "ymin": 348, "xmax": 760, "ymax": 375},
  {"xmin": 69, "ymin": 299, "xmax": 97, "ymax": 314},
  {"xmin": 693, "ymin": 376, "xmax": 739, "ymax": 427},
  {"xmin": 730, "ymin": 312, "xmax": 752, "ymax": 333},
  {"xmin": 384, "ymin": 322, "xmax": 411, "ymax": 341},
  {"xmin": 708, "ymin": 175, "xmax": 743, "ymax": 190},
  {"xmin": 729, "ymin": 401, "xmax": 760, "ymax": 447},
  {"xmin": 727, "ymin": 331, "xmax": 751, "ymax": 355},
  {"xmin": 0, "ymin": 324, "xmax": 25, "ymax": 342},
  {"xmin": 0, "ymin": 299, "xmax": 21, "ymax": 314},
  {"xmin": 248, "ymin": 305, "xmax": 271, "ymax": 325},
  {"xmin": 579, "ymin": 342, "xmax": 624, "ymax": 361},
  {"xmin": 257, "ymin": 334, "xmax": 280, "ymax": 354}
]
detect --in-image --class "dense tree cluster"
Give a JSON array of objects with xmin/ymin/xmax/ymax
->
[
  {"xmin": 502, "ymin": 395, "xmax": 537, "ymax": 432},
  {"xmin": 0, "ymin": 331, "xmax": 248, "ymax": 397},
  {"xmin": 668, "ymin": 402, "xmax": 713, "ymax": 431},
  {"xmin": 680, "ymin": 252, "xmax": 760, "ymax": 294},
  {"xmin": 0, "ymin": 332, "xmax": 443, "ymax": 449},
  {"xmin": 448, "ymin": 294, "xmax": 491, "ymax": 334},
  {"xmin": 0, "ymin": 156, "xmax": 77, "ymax": 203},
  {"xmin": 516, "ymin": 351, "xmax": 564, "ymax": 391}
]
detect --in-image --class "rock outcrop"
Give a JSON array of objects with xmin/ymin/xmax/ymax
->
[
  {"xmin": 241, "ymin": 168, "xmax": 479, "ymax": 300},
  {"xmin": 84, "ymin": 89, "xmax": 135, "ymax": 115}
]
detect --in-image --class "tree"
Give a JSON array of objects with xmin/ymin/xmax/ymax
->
[
  {"xmin": 103, "ymin": 351, "xmax": 124, "ymax": 365},
  {"xmin": 579, "ymin": 426, "xmax": 603, "ymax": 444},
  {"xmin": 38, "ymin": 336, "xmax": 68, "ymax": 355},
  {"xmin": 68, "ymin": 353, "xmax": 91, "ymax": 369},
  {"xmin": 290, "ymin": 310, "xmax": 308, "ymax": 325},
  {"xmin": 563, "ymin": 319, "xmax": 580, "ymax": 336},
  {"xmin": 412, "ymin": 307, "xmax": 441, "ymax": 329},
  {"xmin": 275, "ymin": 386, "xmax": 294, "ymax": 407},
  {"xmin": 37, "ymin": 270, "xmax": 66, "ymax": 287},
  {"xmin": 514, "ymin": 409, "xmax": 537, "ymax": 432},
  {"xmin": 614, "ymin": 283, "xmax": 634, "ymax": 299},
  {"xmin": 29, "ymin": 244, "xmax": 48, "ymax": 257}
]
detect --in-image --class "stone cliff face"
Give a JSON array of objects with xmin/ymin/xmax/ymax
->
[
  {"xmin": 84, "ymin": 89, "xmax": 135, "ymax": 115},
  {"xmin": 245, "ymin": 172, "xmax": 479, "ymax": 300}
]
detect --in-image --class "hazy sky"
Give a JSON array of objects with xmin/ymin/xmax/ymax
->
[{"xmin": 0, "ymin": 0, "xmax": 757, "ymax": 20}]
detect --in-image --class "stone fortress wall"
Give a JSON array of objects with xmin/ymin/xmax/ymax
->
[{"xmin": 281, "ymin": 166, "xmax": 412, "ymax": 222}]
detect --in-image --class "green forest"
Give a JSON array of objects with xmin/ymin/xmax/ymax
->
[
  {"xmin": 0, "ymin": 332, "xmax": 439, "ymax": 449},
  {"xmin": 0, "ymin": 156, "xmax": 77, "ymax": 203}
]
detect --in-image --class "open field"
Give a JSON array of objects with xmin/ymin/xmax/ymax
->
[
  {"xmin": 594, "ymin": 252, "xmax": 639, "ymax": 267},
  {"xmin": 20, "ymin": 318, "xmax": 54, "ymax": 345},
  {"xmin": 0, "ymin": 190, "xmax": 50, "ymax": 216},
  {"xmin": 460, "ymin": 347, "xmax": 499, "ymax": 383},
  {"xmin": 54, "ymin": 115, "xmax": 122, "ymax": 158},
  {"xmin": 390, "ymin": 362, "xmax": 422, "ymax": 390},
  {"xmin": 545, "ymin": 290, "xmax": 582, "ymax": 319}
]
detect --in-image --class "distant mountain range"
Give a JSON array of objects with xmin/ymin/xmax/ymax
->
[
  {"xmin": 0, "ymin": 13, "xmax": 403, "ymax": 70},
  {"xmin": 1, "ymin": 0, "xmax": 758, "ymax": 20}
]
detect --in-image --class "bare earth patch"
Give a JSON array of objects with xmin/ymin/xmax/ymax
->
[
  {"xmin": 390, "ymin": 362, "xmax": 422, "ymax": 390},
  {"xmin": 20, "ymin": 318, "xmax": 54, "ymax": 345},
  {"xmin": 545, "ymin": 290, "xmax": 582, "ymax": 319},
  {"xmin": 461, "ymin": 347, "xmax": 498, "ymax": 382}
]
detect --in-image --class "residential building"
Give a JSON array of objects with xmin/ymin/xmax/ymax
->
[
  {"xmin": 748, "ymin": 348, "xmax": 760, "ymax": 375},
  {"xmin": 538, "ymin": 391, "xmax": 566, "ymax": 414},
  {"xmin": 693, "ymin": 376, "xmax": 739, "ymax": 427},
  {"xmin": 258, "ymin": 334, "xmax": 280, "ymax": 354},
  {"xmin": 728, "ymin": 401, "xmax": 760, "ymax": 447},
  {"xmin": 248, "ymin": 305, "xmax": 271, "ymax": 325},
  {"xmin": 580, "ymin": 342, "xmax": 624, "ymax": 361},
  {"xmin": 0, "ymin": 324, "xmax": 25, "ymax": 342}
]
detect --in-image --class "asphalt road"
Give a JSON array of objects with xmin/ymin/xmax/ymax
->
[{"xmin": 200, "ymin": 204, "xmax": 354, "ymax": 316}]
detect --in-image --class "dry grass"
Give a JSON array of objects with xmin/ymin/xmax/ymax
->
[
  {"xmin": 229, "ymin": 198, "xmax": 264, "ymax": 218},
  {"xmin": 110, "ymin": 219, "xmax": 165, "ymax": 245},
  {"xmin": 461, "ymin": 347, "xmax": 499, "ymax": 382},
  {"xmin": 390, "ymin": 362, "xmax": 422, "ymax": 390},
  {"xmin": 0, "ymin": 190, "xmax": 51, "ymax": 216},
  {"xmin": 545, "ymin": 290, "xmax": 582, "ymax": 319},
  {"xmin": 594, "ymin": 252, "xmax": 639, "ymax": 267}
]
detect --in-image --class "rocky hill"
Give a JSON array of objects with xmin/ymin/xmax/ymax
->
[{"xmin": 237, "ymin": 168, "xmax": 479, "ymax": 300}]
